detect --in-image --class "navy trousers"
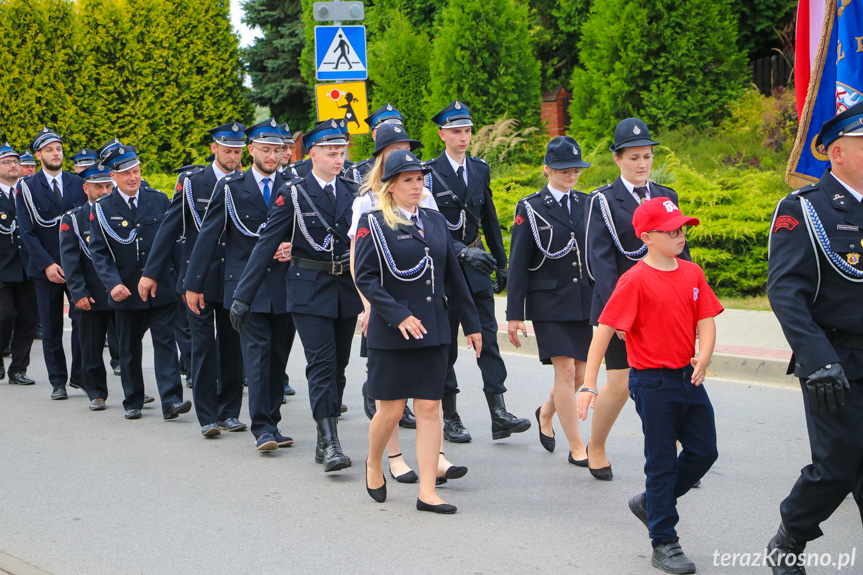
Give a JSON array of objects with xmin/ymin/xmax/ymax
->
[
  {"xmin": 188, "ymin": 302, "xmax": 245, "ymax": 426},
  {"xmin": 174, "ymin": 301, "xmax": 192, "ymax": 375},
  {"xmin": 33, "ymin": 278, "xmax": 82, "ymax": 387},
  {"xmin": 107, "ymin": 315, "xmax": 120, "ymax": 370},
  {"xmin": 115, "ymin": 304, "xmax": 183, "ymax": 413},
  {"xmin": 0, "ymin": 279, "xmax": 37, "ymax": 374},
  {"xmin": 292, "ymin": 312, "xmax": 354, "ymax": 422},
  {"xmin": 240, "ymin": 312, "xmax": 290, "ymax": 437},
  {"xmin": 628, "ymin": 366, "xmax": 718, "ymax": 546},
  {"xmin": 780, "ymin": 377, "xmax": 863, "ymax": 541},
  {"xmin": 78, "ymin": 308, "xmax": 113, "ymax": 400},
  {"xmin": 444, "ymin": 286, "xmax": 506, "ymax": 396}
]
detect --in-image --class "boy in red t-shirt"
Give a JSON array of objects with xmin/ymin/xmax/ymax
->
[{"xmin": 577, "ymin": 197, "xmax": 723, "ymax": 574}]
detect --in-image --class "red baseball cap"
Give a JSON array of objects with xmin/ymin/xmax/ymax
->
[{"xmin": 632, "ymin": 197, "xmax": 700, "ymax": 236}]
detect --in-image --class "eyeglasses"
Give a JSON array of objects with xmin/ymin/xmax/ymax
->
[
  {"xmin": 251, "ymin": 145, "xmax": 284, "ymax": 157},
  {"xmin": 0, "ymin": 159, "xmax": 19, "ymax": 167},
  {"xmin": 557, "ymin": 168, "xmax": 582, "ymax": 176},
  {"xmin": 650, "ymin": 225, "xmax": 689, "ymax": 238}
]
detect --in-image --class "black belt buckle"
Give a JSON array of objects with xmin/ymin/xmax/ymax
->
[{"xmin": 331, "ymin": 260, "xmax": 344, "ymax": 275}]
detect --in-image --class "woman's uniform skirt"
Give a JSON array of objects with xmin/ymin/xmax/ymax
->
[
  {"xmin": 367, "ymin": 344, "xmax": 449, "ymax": 400},
  {"xmin": 532, "ymin": 320, "xmax": 593, "ymax": 364}
]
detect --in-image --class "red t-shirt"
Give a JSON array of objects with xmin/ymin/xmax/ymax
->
[{"xmin": 598, "ymin": 259, "xmax": 724, "ymax": 370}]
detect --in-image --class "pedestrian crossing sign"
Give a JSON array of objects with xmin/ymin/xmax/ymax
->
[
  {"xmin": 314, "ymin": 81, "xmax": 370, "ymax": 135},
  {"xmin": 315, "ymin": 26, "xmax": 367, "ymax": 81}
]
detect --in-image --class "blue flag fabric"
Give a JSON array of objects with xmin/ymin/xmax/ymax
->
[{"xmin": 787, "ymin": 0, "xmax": 863, "ymax": 187}]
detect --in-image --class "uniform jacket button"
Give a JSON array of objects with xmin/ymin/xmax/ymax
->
[
  {"xmin": 426, "ymin": 296, "xmax": 432, "ymax": 302},
  {"xmin": 572, "ymin": 278, "xmax": 578, "ymax": 283},
  {"xmin": 572, "ymin": 261, "xmax": 577, "ymax": 267},
  {"xmin": 426, "ymin": 279, "xmax": 431, "ymax": 285}
]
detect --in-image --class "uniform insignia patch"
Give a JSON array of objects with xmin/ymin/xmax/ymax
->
[
  {"xmin": 833, "ymin": 194, "xmax": 844, "ymax": 200},
  {"xmin": 394, "ymin": 127, "xmax": 402, "ymax": 134},
  {"xmin": 60, "ymin": 223, "xmax": 70, "ymax": 232},
  {"xmin": 386, "ymin": 103, "xmax": 393, "ymax": 111},
  {"xmin": 848, "ymin": 253, "xmax": 860, "ymax": 265},
  {"xmin": 232, "ymin": 123, "xmax": 239, "ymax": 132},
  {"xmin": 0, "ymin": 214, "xmax": 5, "ymax": 220},
  {"xmin": 572, "ymin": 146, "xmax": 578, "ymax": 156},
  {"xmin": 275, "ymin": 195, "xmax": 285, "ymax": 206},
  {"xmin": 356, "ymin": 227, "xmax": 370, "ymax": 239},
  {"xmin": 89, "ymin": 213, "xmax": 94, "ymax": 221},
  {"xmin": 633, "ymin": 125, "xmax": 641, "ymax": 135},
  {"xmin": 454, "ymin": 101, "xmax": 462, "ymax": 110},
  {"xmin": 515, "ymin": 215, "xmax": 524, "ymax": 226},
  {"xmin": 405, "ymin": 153, "xmax": 413, "ymax": 161},
  {"xmin": 271, "ymin": 119, "xmax": 278, "ymax": 127},
  {"xmin": 837, "ymin": 224, "xmax": 859, "ymax": 231},
  {"xmin": 175, "ymin": 182, "xmax": 182, "ymax": 193},
  {"xmin": 121, "ymin": 220, "xmax": 128, "ymax": 227},
  {"xmin": 118, "ymin": 147, "xmax": 125, "ymax": 155},
  {"xmin": 331, "ymin": 120, "xmax": 338, "ymax": 129},
  {"xmin": 772, "ymin": 215, "xmax": 799, "ymax": 233}
]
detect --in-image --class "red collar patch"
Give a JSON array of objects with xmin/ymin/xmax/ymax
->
[
  {"xmin": 772, "ymin": 215, "xmax": 798, "ymax": 233},
  {"xmin": 275, "ymin": 195, "xmax": 285, "ymax": 206},
  {"xmin": 514, "ymin": 215, "xmax": 524, "ymax": 226}
]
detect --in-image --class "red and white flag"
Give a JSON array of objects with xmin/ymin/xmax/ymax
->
[{"xmin": 794, "ymin": 0, "xmax": 826, "ymax": 119}]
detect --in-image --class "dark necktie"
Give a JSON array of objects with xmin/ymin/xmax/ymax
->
[
  {"xmin": 52, "ymin": 179, "xmax": 62, "ymax": 204},
  {"xmin": 262, "ymin": 178, "xmax": 271, "ymax": 206},
  {"xmin": 454, "ymin": 165, "xmax": 466, "ymax": 196},
  {"xmin": 634, "ymin": 186, "xmax": 649, "ymax": 204},
  {"xmin": 560, "ymin": 193, "xmax": 569, "ymax": 216},
  {"xmin": 323, "ymin": 184, "xmax": 335, "ymax": 209},
  {"xmin": 129, "ymin": 196, "xmax": 137, "ymax": 215},
  {"xmin": 411, "ymin": 214, "xmax": 424, "ymax": 237}
]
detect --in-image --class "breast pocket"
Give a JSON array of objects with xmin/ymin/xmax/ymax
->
[
  {"xmin": 527, "ymin": 278, "xmax": 557, "ymax": 291},
  {"xmin": 236, "ymin": 208, "xmax": 265, "ymax": 228},
  {"xmin": 468, "ymin": 193, "xmax": 486, "ymax": 207}
]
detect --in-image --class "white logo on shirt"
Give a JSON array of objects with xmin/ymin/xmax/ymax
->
[
  {"xmin": 693, "ymin": 287, "xmax": 699, "ymax": 301},
  {"xmin": 663, "ymin": 200, "xmax": 677, "ymax": 213}
]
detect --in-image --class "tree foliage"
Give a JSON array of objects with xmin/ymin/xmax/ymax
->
[
  {"xmin": 0, "ymin": 0, "xmax": 251, "ymax": 172},
  {"xmin": 528, "ymin": 0, "xmax": 591, "ymax": 91},
  {"xmin": 731, "ymin": 0, "xmax": 797, "ymax": 59},
  {"xmin": 568, "ymin": 0, "xmax": 748, "ymax": 145}
]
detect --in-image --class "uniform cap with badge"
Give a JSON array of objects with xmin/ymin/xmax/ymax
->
[
  {"xmin": 381, "ymin": 150, "xmax": 432, "ymax": 182},
  {"xmin": 71, "ymin": 148, "xmax": 99, "ymax": 168},
  {"xmin": 365, "ymin": 102, "xmax": 405, "ymax": 131},
  {"xmin": 80, "ymin": 162, "xmax": 113, "ymax": 184},
  {"xmin": 207, "ymin": 122, "xmax": 247, "ymax": 148},
  {"xmin": 609, "ymin": 118, "xmax": 660, "ymax": 152},
  {"xmin": 544, "ymin": 136, "xmax": 591, "ymax": 169},
  {"xmin": 0, "ymin": 142, "xmax": 19, "ymax": 161},
  {"xmin": 104, "ymin": 145, "xmax": 140, "ymax": 173},
  {"xmin": 18, "ymin": 151, "xmax": 36, "ymax": 166},
  {"xmin": 96, "ymin": 138, "xmax": 124, "ymax": 162},
  {"xmin": 30, "ymin": 127, "xmax": 63, "ymax": 152},
  {"xmin": 302, "ymin": 118, "xmax": 349, "ymax": 154},
  {"xmin": 278, "ymin": 123, "xmax": 294, "ymax": 145},
  {"xmin": 245, "ymin": 118, "xmax": 284, "ymax": 145},
  {"xmin": 372, "ymin": 123, "xmax": 421, "ymax": 157},
  {"xmin": 431, "ymin": 100, "xmax": 474, "ymax": 129},
  {"xmin": 632, "ymin": 197, "xmax": 699, "ymax": 236},
  {"xmin": 816, "ymin": 101, "xmax": 863, "ymax": 149}
]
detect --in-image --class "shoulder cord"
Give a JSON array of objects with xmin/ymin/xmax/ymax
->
[
  {"xmin": 94, "ymin": 202, "xmax": 137, "ymax": 244},
  {"xmin": 69, "ymin": 214, "xmax": 92, "ymax": 260},
  {"xmin": 425, "ymin": 173, "xmax": 465, "ymax": 234},
  {"xmin": 353, "ymin": 167, "xmax": 362, "ymax": 185},
  {"xmin": 800, "ymin": 196, "xmax": 863, "ymax": 286},
  {"xmin": 179, "ymin": 176, "xmax": 204, "ymax": 242},
  {"xmin": 368, "ymin": 213, "xmax": 434, "ymax": 291},
  {"xmin": 290, "ymin": 184, "xmax": 333, "ymax": 252},
  {"xmin": 522, "ymin": 202, "xmax": 580, "ymax": 276},
  {"xmin": 225, "ymin": 184, "xmax": 266, "ymax": 238},
  {"xmin": 588, "ymin": 192, "xmax": 647, "ymax": 261},
  {"xmin": 20, "ymin": 179, "xmax": 62, "ymax": 227},
  {"xmin": 0, "ymin": 216, "xmax": 15, "ymax": 235}
]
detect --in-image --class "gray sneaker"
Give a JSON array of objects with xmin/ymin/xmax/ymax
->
[
  {"xmin": 628, "ymin": 492, "xmax": 649, "ymax": 530},
  {"xmin": 652, "ymin": 541, "xmax": 696, "ymax": 574}
]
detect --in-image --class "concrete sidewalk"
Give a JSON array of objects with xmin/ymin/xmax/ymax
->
[{"xmin": 488, "ymin": 297, "xmax": 795, "ymax": 385}]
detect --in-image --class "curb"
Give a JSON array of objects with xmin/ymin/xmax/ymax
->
[{"xmin": 0, "ymin": 554, "xmax": 53, "ymax": 575}]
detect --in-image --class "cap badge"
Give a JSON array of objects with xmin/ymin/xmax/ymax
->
[
  {"xmin": 42, "ymin": 127, "xmax": 49, "ymax": 133},
  {"xmin": 331, "ymin": 120, "xmax": 338, "ymax": 129},
  {"xmin": 386, "ymin": 103, "xmax": 393, "ymax": 111},
  {"xmin": 339, "ymin": 119, "xmax": 346, "ymax": 127},
  {"xmin": 232, "ymin": 123, "xmax": 239, "ymax": 132},
  {"xmin": 118, "ymin": 147, "xmax": 125, "ymax": 155},
  {"xmin": 270, "ymin": 120, "xmax": 277, "ymax": 127},
  {"xmin": 633, "ymin": 125, "xmax": 642, "ymax": 135},
  {"xmin": 405, "ymin": 153, "xmax": 413, "ymax": 161},
  {"xmin": 454, "ymin": 101, "xmax": 462, "ymax": 110},
  {"xmin": 394, "ymin": 127, "xmax": 402, "ymax": 134},
  {"xmin": 572, "ymin": 145, "xmax": 579, "ymax": 156}
]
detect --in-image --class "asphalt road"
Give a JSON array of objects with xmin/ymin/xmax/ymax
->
[{"xmin": 0, "ymin": 332, "xmax": 860, "ymax": 575}]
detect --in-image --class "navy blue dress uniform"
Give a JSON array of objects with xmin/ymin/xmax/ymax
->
[
  {"xmin": 15, "ymin": 127, "xmax": 86, "ymax": 398},
  {"xmin": 59, "ymin": 164, "xmax": 115, "ymax": 406},
  {"xmin": 585, "ymin": 118, "xmax": 688, "ymax": 369},
  {"xmin": 286, "ymin": 119, "xmax": 356, "ymax": 181},
  {"xmin": 186, "ymin": 119, "xmax": 292, "ymax": 449},
  {"xmin": 507, "ymin": 137, "xmax": 594, "ymax": 364},
  {"xmin": 0, "ymin": 143, "xmax": 37, "ymax": 385},
  {"xmin": 350, "ymin": 103, "xmax": 407, "ymax": 185},
  {"xmin": 353, "ymin": 151, "xmax": 481, "ymax": 400},
  {"xmin": 143, "ymin": 124, "xmax": 247, "ymax": 434},
  {"xmin": 765, "ymin": 102, "xmax": 863, "ymax": 574},
  {"xmin": 88, "ymin": 145, "xmax": 190, "ymax": 420},
  {"xmin": 425, "ymin": 101, "xmax": 530, "ymax": 442},
  {"xmin": 231, "ymin": 119, "xmax": 362, "ymax": 470}
]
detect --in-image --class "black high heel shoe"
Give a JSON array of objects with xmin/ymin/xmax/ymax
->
[
  {"xmin": 586, "ymin": 444, "xmax": 613, "ymax": 481},
  {"xmin": 416, "ymin": 498, "xmax": 457, "ymax": 514},
  {"xmin": 365, "ymin": 460, "xmax": 387, "ymax": 502},
  {"xmin": 535, "ymin": 406, "xmax": 555, "ymax": 453},
  {"xmin": 388, "ymin": 453, "xmax": 418, "ymax": 483}
]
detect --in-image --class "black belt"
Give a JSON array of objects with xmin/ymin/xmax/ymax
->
[
  {"xmin": 291, "ymin": 257, "xmax": 346, "ymax": 276},
  {"xmin": 824, "ymin": 329, "xmax": 863, "ymax": 350},
  {"xmin": 465, "ymin": 235, "xmax": 482, "ymax": 249}
]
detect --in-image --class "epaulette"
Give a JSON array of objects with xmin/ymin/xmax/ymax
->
[
  {"xmin": 142, "ymin": 186, "xmax": 168, "ymax": 198},
  {"xmin": 67, "ymin": 205, "xmax": 85, "ymax": 215},
  {"xmin": 651, "ymin": 181, "xmax": 677, "ymax": 194},
  {"xmin": 424, "ymin": 157, "xmax": 439, "ymax": 166},
  {"xmin": 789, "ymin": 183, "xmax": 818, "ymax": 197},
  {"xmin": 519, "ymin": 191, "xmax": 541, "ymax": 204},
  {"xmin": 339, "ymin": 175, "xmax": 358, "ymax": 187},
  {"xmin": 94, "ymin": 194, "xmax": 111, "ymax": 203},
  {"xmin": 590, "ymin": 184, "xmax": 613, "ymax": 196},
  {"xmin": 183, "ymin": 165, "xmax": 206, "ymax": 178},
  {"xmin": 353, "ymin": 157, "xmax": 373, "ymax": 170},
  {"xmin": 467, "ymin": 156, "xmax": 488, "ymax": 166},
  {"xmin": 223, "ymin": 172, "xmax": 243, "ymax": 183}
]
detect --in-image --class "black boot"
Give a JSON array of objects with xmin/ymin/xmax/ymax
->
[
  {"xmin": 317, "ymin": 417, "xmax": 351, "ymax": 472},
  {"xmin": 399, "ymin": 402, "xmax": 416, "ymax": 429},
  {"xmin": 315, "ymin": 427, "xmax": 324, "ymax": 464},
  {"xmin": 485, "ymin": 392, "xmax": 531, "ymax": 440},
  {"xmin": 766, "ymin": 523, "xmax": 807, "ymax": 575},
  {"xmin": 442, "ymin": 394, "xmax": 471, "ymax": 443}
]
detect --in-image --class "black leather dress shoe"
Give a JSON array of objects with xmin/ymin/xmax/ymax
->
[
  {"xmin": 185, "ymin": 376, "xmax": 193, "ymax": 389},
  {"xmin": 218, "ymin": 418, "xmax": 248, "ymax": 432},
  {"xmin": 89, "ymin": 398, "xmax": 106, "ymax": 411},
  {"xmin": 51, "ymin": 386, "xmax": 68, "ymax": 400},
  {"xmin": 340, "ymin": 403, "xmax": 348, "ymax": 413},
  {"xmin": 652, "ymin": 540, "xmax": 696, "ymax": 574},
  {"xmin": 143, "ymin": 395, "xmax": 155, "ymax": 405},
  {"xmin": 164, "ymin": 400, "xmax": 192, "ymax": 420},
  {"xmin": 399, "ymin": 403, "xmax": 416, "ymax": 428},
  {"xmin": 535, "ymin": 406, "xmax": 555, "ymax": 452},
  {"xmin": 2, "ymin": 346, "xmax": 10, "ymax": 357},
  {"xmin": 8, "ymin": 372, "xmax": 35, "ymax": 385},
  {"xmin": 69, "ymin": 379, "xmax": 84, "ymax": 391},
  {"xmin": 416, "ymin": 499, "xmax": 456, "ymax": 514},
  {"xmin": 112, "ymin": 365, "xmax": 121, "ymax": 376},
  {"xmin": 0, "ymin": 359, "xmax": 5, "ymax": 380},
  {"xmin": 284, "ymin": 383, "xmax": 296, "ymax": 396},
  {"xmin": 125, "ymin": 408, "xmax": 142, "ymax": 419}
]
